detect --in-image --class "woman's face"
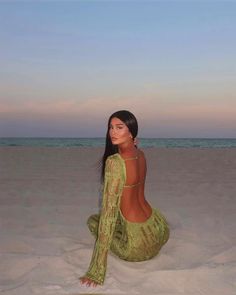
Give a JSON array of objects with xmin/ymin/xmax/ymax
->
[{"xmin": 109, "ymin": 117, "xmax": 133, "ymax": 146}]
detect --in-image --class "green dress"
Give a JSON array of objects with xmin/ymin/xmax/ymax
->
[{"xmin": 80, "ymin": 153, "xmax": 170, "ymax": 285}]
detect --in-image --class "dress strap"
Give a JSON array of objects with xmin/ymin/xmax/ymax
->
[
  {"xmin": 123, "ymin": 179, "xmax": 144, "ymax": 188},
  {"xmin": 123, "ymin": 151, "xmax": 139, "ymax": 161},
  {"xmin": 124, "ymin": 156, "xmax": 138, "ymax": 161}
]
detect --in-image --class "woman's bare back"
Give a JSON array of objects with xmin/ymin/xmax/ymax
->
[{"xmin": 119, "ymin": 149, "xmax": 152, "ymax": 222}]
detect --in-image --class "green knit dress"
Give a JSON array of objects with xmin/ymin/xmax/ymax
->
[{"xmin": 80, "ymin": 153, "xmax": 170, "ymax": 285}]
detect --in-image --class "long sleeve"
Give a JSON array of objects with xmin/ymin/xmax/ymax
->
[{"xmin": 80, "ymin": 155, "xmax": 125, "ymax": 285}]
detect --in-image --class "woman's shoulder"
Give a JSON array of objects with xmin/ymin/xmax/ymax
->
[
  {"xmin": 106, "ymin": 149, "xmax": 145, "ymax": 163},
  {"xmin": 108, "ymin": 152, "xmax": 119, "ymax": 158},
  {"xmin": 137, "ymin": 148, "xmax": 145, "ymax": 155},
  {"xmin": 106, "ymin": 153, "xmax": 120, "ymax": 161},
  {"xmin": 137, "ymin": 148, "xmax": 146, "ymax": 159},
  {"xmin": 106, "ymin": 153, "xmax": 123, "ymax": 166},
  {"xmin": 105, "ymin": 153, "xmax": 124, "ymax": 174}
]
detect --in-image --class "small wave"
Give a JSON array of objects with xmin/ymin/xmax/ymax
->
[
  {"xmin": 8, "ymin": 143, "xmax": 20, "ymax": 147},
  {"xmin": 0, "ymin": 138, "xmax": 236, "ymax": 148}
]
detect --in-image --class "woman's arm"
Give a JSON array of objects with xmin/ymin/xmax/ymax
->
[{"xmin": 79, "ymin": 155, "xmax": 124, "ymax": 285}]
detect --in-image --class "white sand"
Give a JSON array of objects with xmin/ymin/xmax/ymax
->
[{"xmin": 0, "ymin": 147, "xmax": 235, "ymax": 295}]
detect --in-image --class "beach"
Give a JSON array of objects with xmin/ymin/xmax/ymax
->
[{"xmin": 0, "ymin": 147, "xmax": 235, "ymax": 295}]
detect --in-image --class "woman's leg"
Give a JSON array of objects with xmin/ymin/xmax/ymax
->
[
  {"xmin": 162, "ymin": 223, "xmax": 170, "ymax": 245},
  {"xmin": 153, "ymin": 208, "xmax": 170, "ymax": 245}
]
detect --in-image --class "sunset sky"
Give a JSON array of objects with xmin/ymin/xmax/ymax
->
[{"xmin": 0, "ymin": 1, "xmax": 236, "ymax": 138}]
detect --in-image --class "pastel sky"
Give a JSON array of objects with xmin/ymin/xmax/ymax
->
[{"xmin": 0, "ymin": 1, "xmax": 236, "ymax": 138}]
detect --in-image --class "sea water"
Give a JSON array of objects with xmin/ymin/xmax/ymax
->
[{"xmin": 0, "ymin": 137, "xmax": 236, "ymax": 148}]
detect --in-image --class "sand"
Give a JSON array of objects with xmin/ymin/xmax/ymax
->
[{"xmin": 0, "ymin": 147, "xmax": 235, "ymax": 295}]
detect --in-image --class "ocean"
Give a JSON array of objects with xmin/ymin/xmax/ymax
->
[{"xmin": 0, "ymin": 138, "xmax": 236, "ymax": 148}]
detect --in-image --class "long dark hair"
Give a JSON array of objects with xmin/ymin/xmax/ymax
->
[{"xmin": 100, "ymin": 110, "xmax": 138, "ymax": 182}]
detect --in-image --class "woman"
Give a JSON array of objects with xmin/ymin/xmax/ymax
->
[{"xmin": 80, "ymin": 110, "xmax": 170, "ymax": 287}]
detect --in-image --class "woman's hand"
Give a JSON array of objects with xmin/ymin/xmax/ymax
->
[{"xmin": 79, "ymin": 276, "xmax": 98, "ymax": 287}]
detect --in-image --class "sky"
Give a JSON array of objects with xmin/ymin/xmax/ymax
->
[{"xmin": 0, "ymin": 0, "xmax": 236, "ymax": 138}]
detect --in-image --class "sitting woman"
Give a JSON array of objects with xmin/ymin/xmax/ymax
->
[{"xmin": 80, "ymin": 110, "xmax": 170, "ymax": 287}]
